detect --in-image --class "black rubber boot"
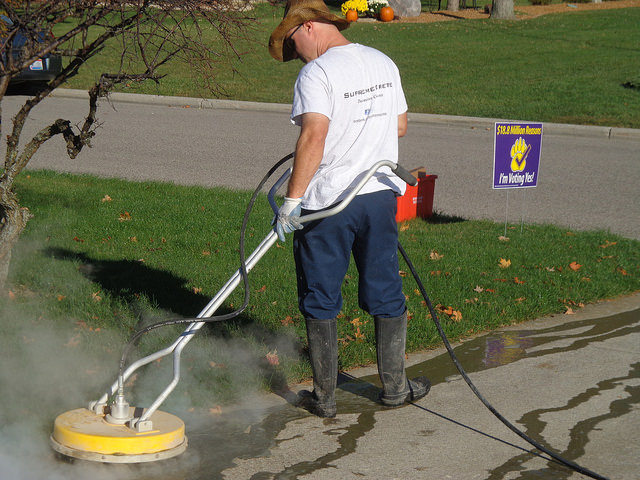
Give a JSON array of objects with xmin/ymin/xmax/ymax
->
[
  {"xmin": 375, "ymin": 312, "xmax": 431, "ymax": 407},
  {"xmin": 296, "ymin": 317, "xmax": 338, "ymax": 418}
]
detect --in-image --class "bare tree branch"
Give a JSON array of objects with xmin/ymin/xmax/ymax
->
[{"xmin": 0, "ymin": 0, "xmax": 256, "ymax": 289}]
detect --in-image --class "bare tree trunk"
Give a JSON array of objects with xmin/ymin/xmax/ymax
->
[
  {"xmin": 447, "ymin": 0, "xmax": 460, "ymax": 12},
  {"xmin": 0, "ymin": 188, "xmax": 32, "ymax": 292},
  {"xmin": 491, "ymin": 0, "xmax": 515, "ymax": 19}
]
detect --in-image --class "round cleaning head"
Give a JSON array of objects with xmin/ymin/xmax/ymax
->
[{"xmin": 50, "ymin": 407, "xmax": 187, "ymax": 463}]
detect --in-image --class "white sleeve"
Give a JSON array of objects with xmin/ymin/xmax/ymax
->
[{"xmin": 291, "ymin": 64, "xmax": 332, "ymax": 126}]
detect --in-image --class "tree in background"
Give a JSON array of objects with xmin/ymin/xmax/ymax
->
[
  {"xmin": 490, "ymin": 0, "xmax": 515, "ymax": 19},
  {"xmin": 0, "ymin": 0, "xmax": 254, "ymax": 289}
]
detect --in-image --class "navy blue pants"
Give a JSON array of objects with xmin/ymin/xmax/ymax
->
[{"xmin": 293, "ymin": 190, "xmax": 406, "ymax": 320}]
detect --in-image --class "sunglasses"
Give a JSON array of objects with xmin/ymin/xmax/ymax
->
[{"xmin": 284, "ymin": 23, "xmax": 303, "ymax": 51}]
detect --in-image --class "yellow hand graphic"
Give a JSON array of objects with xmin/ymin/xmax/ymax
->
[{"xmin": 510, "ymin": 137, "xmax": 531, "ymax": 172}]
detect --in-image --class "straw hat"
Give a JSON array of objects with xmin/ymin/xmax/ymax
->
[{"xmin": 269, "ymin": 0, "xmax": 350, "ymax": 62}]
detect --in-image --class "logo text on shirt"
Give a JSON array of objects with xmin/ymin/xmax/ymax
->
[{"xmin": 343, "ymin": 82, "xmax": 393, "ymax": 99}]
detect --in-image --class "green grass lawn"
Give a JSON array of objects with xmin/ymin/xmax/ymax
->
[
  {"xmin": 60, "ymin": 2, "xmax": 640, "ymax": 127},
  {"xmin": 3, "ymin": 171, "xmax": 638, "ymax": 404}
]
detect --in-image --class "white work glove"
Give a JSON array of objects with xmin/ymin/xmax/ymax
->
[{"xmin": 276, "ymin": 197, "xmax": 303, "ymax": 242}]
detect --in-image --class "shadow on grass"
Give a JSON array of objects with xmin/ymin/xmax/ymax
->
[
  {"xmin": 423, "ymin": 211, "xmax": 467, "ymax": 224},
  {"xmin": 44, "ymin": 247, "xmax": 300, "ymax": 396},
  {"xmin": 46, "ymin": 247, "xmax": 212, "ymax": 319}
]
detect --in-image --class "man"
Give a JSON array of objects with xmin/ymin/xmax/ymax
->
[{"xmin": 269, "ymin": 0, "xmax": 430, "ymax": 418}]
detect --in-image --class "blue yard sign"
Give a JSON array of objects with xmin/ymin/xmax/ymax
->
[{"xmin": 493, "ymin": 123, "xmax": 543, "ymax": 189}]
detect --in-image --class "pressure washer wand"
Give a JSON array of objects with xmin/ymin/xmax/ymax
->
[{"xmin": 90, "ymin": 158, "xmax": 416, "ymax": 428}]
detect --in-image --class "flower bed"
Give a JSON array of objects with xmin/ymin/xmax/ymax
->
[{"xmin": 341, "ymin": 0, "xmax": 391, "ymax": 19}]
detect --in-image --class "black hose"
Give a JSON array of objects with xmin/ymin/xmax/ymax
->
[
  {"xmin": 115, "ymin": 155, "xmax": 608, "ymax": 480},
  {"xmin": 117, "ymin": 152, "xmax": 294, "ymax": 377},
  {"xmin": 397, "ymin": 241, "xmax": 609, "ymax": 480}
]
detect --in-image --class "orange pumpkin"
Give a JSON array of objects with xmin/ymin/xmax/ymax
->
[
  {"xmin": 379, "ymin": 6, "xmax": 394, "ymax": 22},
  {"xmin": 345, "ymin": 9, "xmax": 358, "ymax": 22}
]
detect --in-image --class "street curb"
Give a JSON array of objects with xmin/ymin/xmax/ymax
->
[{"xmin": 51, "ymin": 88, "xmax": 640, "ymax": 141}]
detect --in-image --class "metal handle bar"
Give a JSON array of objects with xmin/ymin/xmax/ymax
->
[
  {"xmin": 268, "ymin": 160, "xmax": 417, "ymax": 221},
  {"xmin": 92, "ymin": 159, "xmax": 416, "ymax": 427}
]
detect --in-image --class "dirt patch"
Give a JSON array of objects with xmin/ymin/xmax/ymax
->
[{"xmin": 393, "ymin": 0, "xmax": 640, "ymax": 23}]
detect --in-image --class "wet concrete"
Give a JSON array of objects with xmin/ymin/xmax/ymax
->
[{"xmin": 56, "ymin": 295, "xmax": 638, "ymax": 480}]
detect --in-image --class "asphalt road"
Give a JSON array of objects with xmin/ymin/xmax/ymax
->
[{"xmin": 2, "ymin": 88, "xmax": 639, "ymax": 240}]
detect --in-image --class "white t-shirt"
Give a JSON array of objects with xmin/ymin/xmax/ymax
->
[{"xmin": 291, "ymin": 43, "xmax": 408, "ymax": 211}]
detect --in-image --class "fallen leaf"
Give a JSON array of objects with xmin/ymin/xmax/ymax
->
[
  {"xmin": 193, "ymin": 287, "xmax": 203, "ymax": 294},
  {"xmin": 209, "ymin": 405, "xmax": 223, "ymax": 415},
  {"xmin": 465, "ymin": 298, "xmax": 479, "ymax": 304},
  {"xmin": 499, "ymin": 258, "xmax": 511, "ymax": 269},
  {"xmin": 436, "ymin": 304, "xmax": 451, "ymax": 314},
  {"xmin": 566, "ymin": 231, "xmax": 576, "ymax": 236},
  {"xmin": 129, "ymin": 236, "xmax": 138, "ymax": 243},
  {"xmin": 118, "ymin": 211, "xmax": 132, "ymax": 221},
  {"xmin": 91, "ymin": 292, "xmax": 102, "ymax": 302},
  {"xmin": 399, "ymin": 270, "xmax": 408, "ymax": 277},
  {"xmin": 64, "ymin": 334, "xmax": 81, "ymax": 348},
  {"xmin": 498, "ymin": 236, "xmax": 509, "ymax": 242},
  {"xmin": 73, "ymin": 236, "xmax": 84, "ymax": 243},
  {"xmin": 265, "ymin": 350, "xmax": 279, "ymax": 365},
  {"xmin": 513, "ymin": 277, "xmax": 525, "ymax": 285},
  {"xmin": 57, "ymin": 295, "xmax": 66, "ymax": 301},
  {"xmin": 281, "ymin": 316, "xmax": 294, "ymax": 326},
  {"xmin": 257, "ymin": 285, "xmax": 267, "ymax": 293},
  {"xmin": 564, "ymin": 307, "xmax": 575, "ymax": 315},
  {"xmin": 485, "ymin": 288, "xmax": 496, "ymax": 293},
  {"xmin": 8, "ymin": 291, "xmax": 16, "ymax": 300},
  {"xmin": 473, "ymin": 285, "xmax": 484, "ymax": 293},
  {"xmin": 101, "ymin": 194, "xmax": 112, "ymax": 202},
  {"xmin": 202, "ymin": 250, "xmax": 211, "ymax": 256},
  {"xmin": 515, "ymin": 297, "xmax": 527, "ymax": 303},
  {"xmin": 450, "ymin": 310, "xmax": 463, "ymax": 322},
  {"xmin": 600, "ymin": 240, "xmax": 617, "ymax": 249},
  {"xmin": 617, "ymin": 267, "xmax": 628, "ymax": 276},
  {"xmin": 430, "ymin": 250, "xmax": 443, "ymax": 261},
  {"xmin": 545, "ymin": 266, "xmax": 556, "ymax": 272},
  {"xmin": 399, "ymin": 223, "xmax": 410, "ymax": 232},
  {"xmin": 350, "ymin": 317, "xmax": 362, "ymax": 327},
  {"xmin": 569, "ymin": 261, "xmax": 582, "ymax": 271},
  {"xmin": 209, "ymin": 361, "xmax": 225, "ymax": 369},
  {"xmin": 354, "ymin": 327, "xmax": 365, "ymax": 343}
]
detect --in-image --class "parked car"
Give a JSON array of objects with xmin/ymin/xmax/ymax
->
[{"xmin": 1, "ymin": 14, "xmax": 63, "ymax": 85}]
